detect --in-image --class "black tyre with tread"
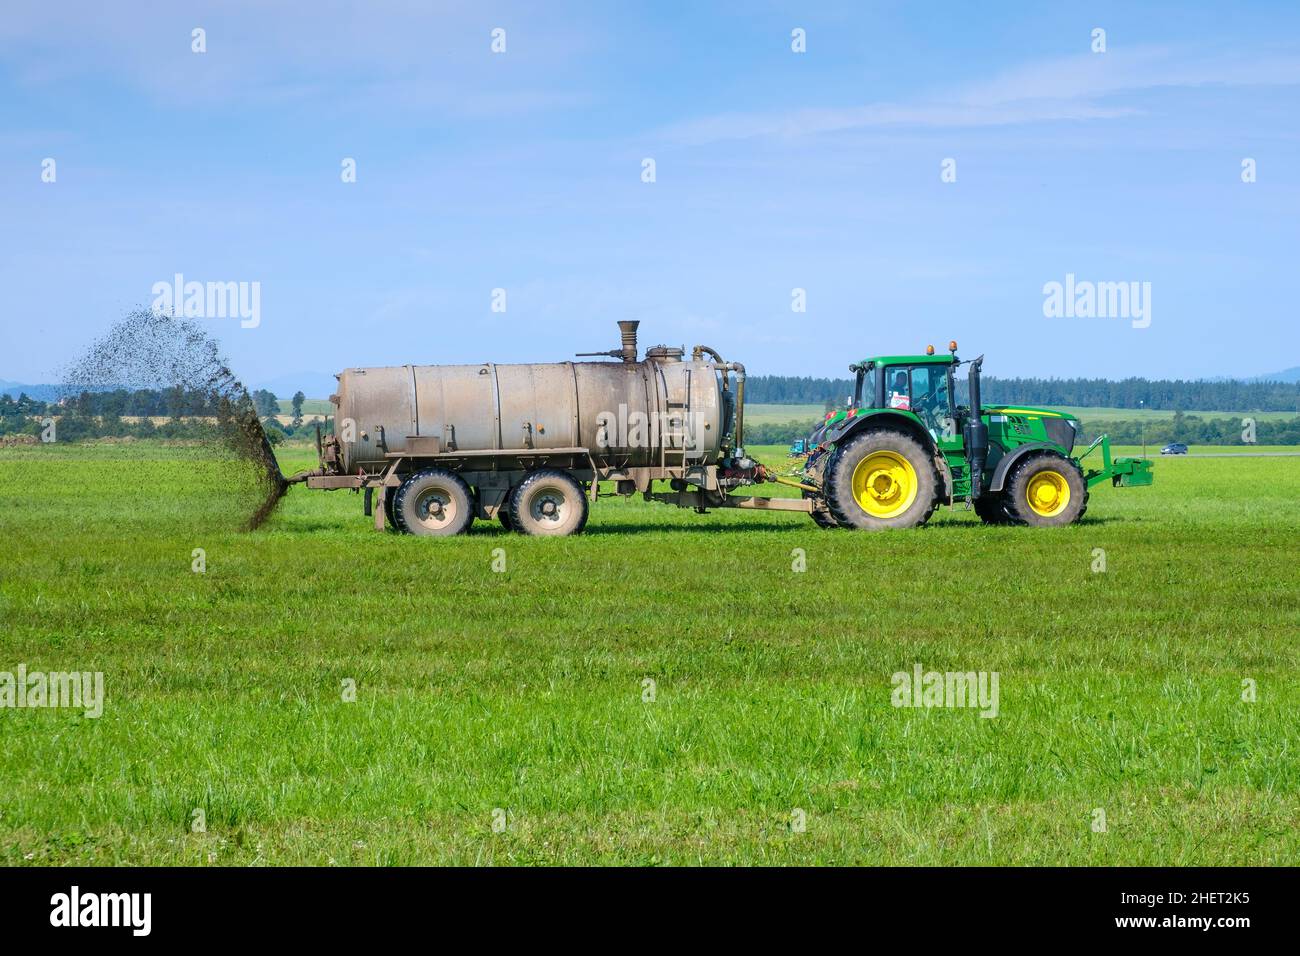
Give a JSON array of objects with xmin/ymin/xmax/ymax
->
[
  {"xmin": 810, "ymin": 504, "xmax": 839, "ymax": 528},
  {"xmin": 382, "ymin": 485, "xmax": 400, "ymax": 532},
  {"xmin": 972, "ymin": 494, "xmax": 1012, "ymax": 525},
  {"xmin": 824, "ymin": 429, "xmax": 940, "ymax": 530},
  {"xmin": 1002, "ymin": 452, "xmax": 1088, "ymax": 527},
  {"xmin": 803, "ymin": 488, "xmax": 839, "ymax": 528},
  {"xmin": 803, "ymin": 451, "xmax": 839, "ymax": 528},
  {"xmin": 497, "ymin": 497, "xmax": 516, "ymax": 531}
]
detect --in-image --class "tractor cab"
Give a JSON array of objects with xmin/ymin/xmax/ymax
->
[{"xmin": 849, "ymin": 343, "xmax": 962, "ymax": 445}]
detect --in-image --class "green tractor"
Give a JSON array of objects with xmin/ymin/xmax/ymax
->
[{"xmin": 799, "ymin": 342, "xmax": 1152, "ymax": 529}]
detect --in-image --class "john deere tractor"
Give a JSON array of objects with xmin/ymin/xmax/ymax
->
[{"xmin": 799, "ymin": 342, "xmax": 1152, "ymax": 529}]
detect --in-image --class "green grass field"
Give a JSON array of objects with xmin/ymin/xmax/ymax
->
[
  {"xmin": 275, "ymin": 397, "xmax": 334, "ymax": 417},
  {"xmin": 744, "ymin": 403, "xmax": 829, "ymax": 425},
  {"xmin": 0, "ymin": 441, "xmax": 1296, "ymax": 865}
]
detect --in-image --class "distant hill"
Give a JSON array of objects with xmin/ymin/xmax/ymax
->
[
  {"xmin": 1257, "ymin": 366, "xmax": 1300, "ymax": 383},
  {"xmin": 0, "ymin": 380, "xmax": 67, "ymax": 402},
  {"xmin": 2, "ymin": 372, "xmax": 342, "ymax": 403}
]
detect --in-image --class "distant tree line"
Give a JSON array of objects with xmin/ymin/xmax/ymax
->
[
  {"xmin": 5, "ymin": 386, "xmax": 1298, "ymax": 446},
  {"xmin": 744, "ymin": 412, "xmax": 1300, "ymax": 447},
  {"xmin": 1, "ymin": 386, "xmax": 306, "ymax": 418},
  {"xmin": 746, "ymin": 374, "xmax": 1300, "ymax": 413},
  {"xmin": 1075, "ymin": 411, "xmax": 1300, "ymax": 446},
  {"xmin": 0, "ymin": 388, "xmax": 321, "ymax": 445}
]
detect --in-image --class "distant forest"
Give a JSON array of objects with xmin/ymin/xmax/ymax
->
[
  {"xmin": 741, "ymin": 413, "xmax": 1300, "ymax": 447},
  {"xmin": 4, "ymin": 380, "xmax": 1299, "ymax": 446},
  {"xmin": 0, "ymin": 387, "xmax": 311, "ymax": 445},
  {"xmin": 746, "ymin": 375, "xmax": 1300, "ymax": 412}
]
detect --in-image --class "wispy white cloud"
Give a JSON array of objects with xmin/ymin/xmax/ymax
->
[
  {"xmin": 0, "ymin": 0, "xmax": 600, "ymax": 115},
  {"xmin": 663, "ymin": 101, "xmax": 1140, "ymax": 144},
  {"xmin": 661, "ymin": 47, "xmax": 1300, "ymax": 145}
]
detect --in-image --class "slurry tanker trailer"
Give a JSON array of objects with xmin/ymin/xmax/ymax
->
[{"xmin": 288, "ymin": 322, "xmax": 1151, "ymax": 535}]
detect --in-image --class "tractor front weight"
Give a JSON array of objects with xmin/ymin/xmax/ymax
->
[{"xmin": 1078, "ymin": 434, "xmax": 1154, "ymax": 488}]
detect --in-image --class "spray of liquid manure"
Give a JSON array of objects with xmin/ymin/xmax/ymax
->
[{"xmin": 62, "ymin": 309, "xmax": 289, "ymax": 530}]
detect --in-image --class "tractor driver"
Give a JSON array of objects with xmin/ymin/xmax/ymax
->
[{"xmin": 887, "ymin": 370, "xmax": 911, "ymax": 410}]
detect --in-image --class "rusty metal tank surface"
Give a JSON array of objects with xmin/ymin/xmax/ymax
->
[
  {"xmin": 333, "ymin": 346, "xmax": 729, "ymax": 473},
  {"xmin": 287, "ymin": 322, "xmax": 801, "ymax": 536}
]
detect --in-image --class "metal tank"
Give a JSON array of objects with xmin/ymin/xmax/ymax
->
[
  {"xmin": 291, "ymin": 321, "xmax": 802, "ymax": 537},
  {"xmin": 331, "ymin": 321, "xmax": 734, "ymax": 473}
]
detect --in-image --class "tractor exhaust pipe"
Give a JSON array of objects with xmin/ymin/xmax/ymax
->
[{"xmin": 965, "ymin": 355, "xmax": 988, "ymax": 500}]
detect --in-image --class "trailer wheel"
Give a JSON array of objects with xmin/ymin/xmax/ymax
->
[
  {"xmin": 393, "ymin": 468, "xmax": 475, "ymax": 536},
  {"xmin": 497, "ymin": 497, "xmax": 515, "ymax": 531},
  {"xmin": 509, "ymin": 469, "xmax": 588, "ymax": 536},
  {"xmin": 1003, "ymin": 453, "xmax": 1088, "ymax": 527},
  {"xmin": 824, "ymin": 429, "xmax": 939, "ymax": 530},
  {"xmin": 382, "ymin": 485, "xmax": 400, "ymax": 532}
]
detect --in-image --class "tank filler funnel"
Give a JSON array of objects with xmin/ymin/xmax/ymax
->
[{"xmin": 617, "ymin": 320, "xmax": 640, "ymax": 362}]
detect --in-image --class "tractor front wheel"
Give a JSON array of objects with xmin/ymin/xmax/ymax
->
[
  {"xmin": 824, "ymin": 429, "xmax": 939, "ymax": 530},
  {"xmin": 1003, "ymin": 453, "xmax": 1088, "ymax": 527}
]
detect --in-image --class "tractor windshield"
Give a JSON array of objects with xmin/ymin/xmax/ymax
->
[
  {"xmin": 856, "ymin": 366, "xmax": 877, "ymax": 408},
  {"xmin": 908, "ymin": 365, "xmax": 954, "ymax": 440}
]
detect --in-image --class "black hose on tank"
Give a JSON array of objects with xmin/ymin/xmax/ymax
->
[
  {"xmin": 733, "ymin": 363, "xmax": 746, "ymax": 451},
  {"xmin": 693, "ymin": 345, "xmax": 745, "ymax": 453}
]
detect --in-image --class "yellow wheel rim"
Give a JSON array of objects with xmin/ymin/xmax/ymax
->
[
  {"xmin": 851, "ymin": 450, "xmax": 918, "ymax": 519},
  {"xmin": 1026, "ymin": 470, "xmax": 1071, "ymax": 517}
]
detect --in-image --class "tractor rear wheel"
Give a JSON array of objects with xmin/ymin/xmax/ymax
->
[
  {"xmin": 973, "ymin": 494, "xmax": 1012, "ymax": 525},
  {"xmin": 1003, "ymin": 453, "xmax": 1088, "ymax": 527},
  {"xmin": 393, "ymin": 468, "xmax": 475, "ymax": 536},
  {"xmin": 509, "ymin": 469, "xmax": 589, "ymax": 536},
  {"xmin": 824, "ymin": 429, "xmax": 939, "ymax": 530},
  {"xmin": 810, "ymin": 506, "xmax": 839, "ymax": 529}
]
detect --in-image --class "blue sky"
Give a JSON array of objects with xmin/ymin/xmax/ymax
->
[{"xmin": 1, "ymin": 1, "xmax": 1297, "ymax": 392}]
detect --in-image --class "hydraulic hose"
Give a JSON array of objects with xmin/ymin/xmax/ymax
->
[{"xmin": 692, "ymin": 346, "xmax": 746, "ymax": 453}]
